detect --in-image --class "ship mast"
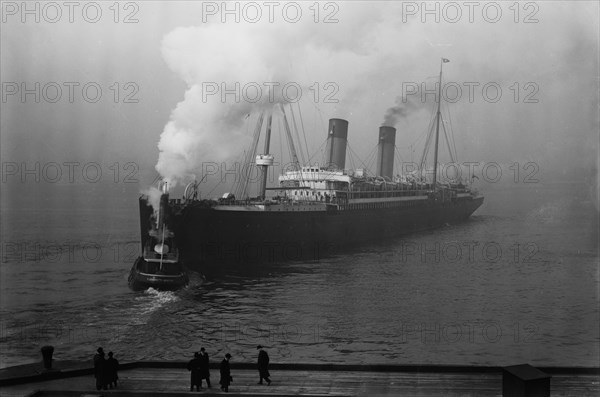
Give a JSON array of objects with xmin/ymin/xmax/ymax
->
[
  {"xmin": 432, "ymin": 58, "xmax": 448, "ymax": 190},
  {"xmin": 280, "ymin": 103, "xmax": 301, "ymax": 170},
  {"xmin": 258, "ymin": 112, "xmax": 273, "ymax": 200}
]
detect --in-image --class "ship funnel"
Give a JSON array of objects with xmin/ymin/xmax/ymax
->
[
  {"xmin": 376, "ymin": 126, "xmax": 396, "ymax": 179},
  {"xmin": 325, "ymin": 118, "xmax": 349, "ymax": 170}
]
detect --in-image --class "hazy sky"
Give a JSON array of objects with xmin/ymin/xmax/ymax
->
[{"xmin": 1, "ymin": 1, "xmax": 598, "ymax": 193}]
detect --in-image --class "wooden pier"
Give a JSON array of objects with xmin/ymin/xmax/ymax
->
[{"xmin": 0, "ymin": 361, "xmax": 598, "ymax": 396}]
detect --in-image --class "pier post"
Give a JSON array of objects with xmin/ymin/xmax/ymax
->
[
  {"xmin": 40, "ymin": 346, "xmax": 54, "ymax": 370},
  {"xmin": 502, "ymin": 364, "xmax": 551, "ymax": 397}
]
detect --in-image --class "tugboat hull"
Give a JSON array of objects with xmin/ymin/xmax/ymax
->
[{"xmin": 128, "ymin": 256, "xmax": 189, "ymax": 291}]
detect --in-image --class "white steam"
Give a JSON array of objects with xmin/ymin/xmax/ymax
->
[
  {"xmin": 155, "ymin": 4, "xmax": 388, "ymax": 187},
  {"xmin": 141, "ymin": 186, "xmax": 163, "ymax": 218},
  {"xmin": 154, "ymin": 2, "xmax": 598, "ymax": 187}
]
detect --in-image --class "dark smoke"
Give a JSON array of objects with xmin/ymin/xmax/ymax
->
[{"xmin": 382, "ymin": 96, "xmax": 420, "ymax": 127}]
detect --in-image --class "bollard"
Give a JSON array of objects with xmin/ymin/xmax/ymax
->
[
  {"xmin": 41, "ymin": 345, "xmax": 54, "ymax": 370},
  {"xmin": 502, "ymin": 364, "xmax": 551, "ymax": 397}
]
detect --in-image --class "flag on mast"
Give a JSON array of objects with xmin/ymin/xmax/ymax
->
[{"xmin": 442, "ymin": 58, "xmax": 450, "ymax": 63}]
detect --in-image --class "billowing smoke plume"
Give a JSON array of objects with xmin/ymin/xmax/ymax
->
[
  {"xmin": 382, "ymin": 96, "xmax": 421, "ymax": 127},
  {"xmin": 139, "ymin": 185, "xmax": 163, "ymax": 223},
  {"xmin": 141, "ymin": 186, "xmax": 162, "ymax": 212},
  {"xmin": 154, "ymin": 2, "xmax": 598, "ymax": 188},
  {"xmin": 155, "ymin": 5, "xmax": 387, "ymax": 187}
]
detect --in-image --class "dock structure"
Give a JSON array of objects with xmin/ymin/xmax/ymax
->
[{"xmin": 0, "ymin": 361, "xmax": 598, "ymax": 396}]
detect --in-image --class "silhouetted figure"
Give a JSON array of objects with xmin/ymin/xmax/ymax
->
[
  {"xmin": 256, "ymin": 345, "xmax": 271, "ymax": 385},
  {"xmin": 93, "ymin": 347, "xmax": 103, "ymax": 370},
  {"xmin": 106, "ymin": 351, "xmax": 119, "ymax": 388},
  {"xmin": 187, "ymin": 352, "xmax": 202, "ymax": 391},
  {"xmin": 93, "ymin": 348, "xmax": 107, "ymax": 390},
  {"xmin": 219, "ymin": 353, "xmax": 232, "ymax": 392},
  {"xmin": 199, "ymin": 347, "xmax": 211, "ymax": 387}
]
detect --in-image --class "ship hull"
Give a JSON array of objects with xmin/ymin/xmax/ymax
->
[{"xmin": 150, "ymin": 196, "xmax": 484, "ymax": 272}]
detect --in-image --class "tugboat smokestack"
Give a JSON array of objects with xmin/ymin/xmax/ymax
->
[
  {"xmin": 157, "ymin": 182, "xmax": 170, "ymax": 232},
  {"xmin": 376, "ymin": 126, "xmax": 396, "ymax": 179}
]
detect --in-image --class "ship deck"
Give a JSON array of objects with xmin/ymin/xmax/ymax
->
[{"xmin": 1, "ymin": 361, "xmax": 598, "ymax": 396}]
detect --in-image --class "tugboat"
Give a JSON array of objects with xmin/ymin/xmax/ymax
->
[{"xmin": 129, "ymin": 182, "xmax": 189, "ymax": 290}]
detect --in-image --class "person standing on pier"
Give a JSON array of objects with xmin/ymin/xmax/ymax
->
[
  {"xmin": 106, "ymin": 351, "xmax": 119, "ymax": 388},
  {"xmin": 256, "ymin": 345, "xmax": 271, "ymax": 385},
  {"xmin": 219, "ymin": 353, "xmax": 232, "ymax": 392},
  {"xmin": 93, "ymin": 347, "xmax": 107, "ymax": 390},
  {"xmin": 187, "ymin": 352, "xmax": 202, "ymax": 391},
  {"xmin": 199, "ymin": 347, "xmax": 211, "ymax": 388}
]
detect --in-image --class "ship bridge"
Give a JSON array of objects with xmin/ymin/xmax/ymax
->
[{"xmin": 278, "ymin": 166, "xmax": 351, "ymax": 203}]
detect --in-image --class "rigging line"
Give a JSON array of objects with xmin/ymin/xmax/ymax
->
[
  {"xmin": 394, "ymin": 145, "xmax": 405, "ymax": 175},
  {"xmin": 283, "ymin": 118, "xmax": 295, "ymax": 171},
  {"xmin": 348, "ymin": 143, "xmax": 376, "ymax": 173},
  {"xmin": 289, "ymin": 104, "xmax": 307, "ymax": 165},
  {"xmin": 348, "ymin": 143, "xmax": 356, "ymax": 169},
  {"xmin": 279, "ymin": 105, "xmax": 304, "ymax": 185},
  {"xmin": 240, "ymin": 112, "xmax": 265, "ymax": 199},
  {"xmin": 441, "ymin": 118, "xmax": 455, "ymax": 164},
  {"xmin": 364, "ymin": 145, "xmax": 379, "ymax": 174},
  {"xmin": 349, "ymin": 143, "xmax": 368, "ymax": 171},
  {"xmin": 447, "ymin": 117, "xmax": 457, "ymax": 163},
  {"xmin": 396, "ymin": 100, "xmax": 437, "ymax": 151},
  {"xmin": 345, "ymin": 141, "xmax": 354, "ymax": 170},
  {"xmin": 290, "ymin": 106, "xmax": 306, "ymax": 165},
  {"xmin": 409, "ymin": 126, "xmax": 430, "ymax": 148},
  {"xmin": 278, "ymin": 117, "xmax": 284, "ymax": 176},
  {"xmin": 345, "ymin": 142, "xmax": 358, "ymax": 170},
  {"xmin": 414, "ymin": 102, "xmax": 437, "ymax": 147},
  {"xmin": 296, "ymin": 102, "xmax": 311, "ymax": 166},
  {"xmin": 207, "ymin": 176, "xmax": 224, "ymax": 198},
  {"xmin": 290, "ymin": 101, "xmax": 309, "ymax": 166},
  {"xmin": 344, "ymin": 140, "xmax": 353, "ymax": 170},
  {"xmin": 419, "ymin": 117, "xmax": 435, "ymax": 171},
  {"xmin": 421, "ymin": 120, "xmax": 436, "ymax": 177},
  {"xmin": 279, "ymin": 103, "xmax": 300, "ymax": 171},
  {"xmin": 232, "ymin": 117, "xmax": 252, "ymax": 197},
  {"xmin": 445, "ymin": 105, "xmax": 459, "ymax": 162},
  {"xmin": 307, "ymin": 138, "xmax": 328, "ymax": 164},
  {"xmin": 310, "ymin": 101, "xmax": 326, "ymax": 140},
  {"xmin": 441, "ymin": 107, "xmax": 451, "ymax": 160},
  {"xmin": 397, "ymin": 122, "xmax": 428, "ymax": 149},
  {"xmin": 231, "ymin": 148, "xmax": 247, "ymax": 196},
  {"xmin": 231, "ymin": 114, "xmax": 255, "ymax": 194}
]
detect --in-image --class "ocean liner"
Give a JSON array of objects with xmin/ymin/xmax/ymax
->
[{"xmin": 133, "ymin": 59, "xmax": 484, "ymax": 282}]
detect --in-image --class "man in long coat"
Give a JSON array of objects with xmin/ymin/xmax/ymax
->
[
  {"xmin": 256, "ymin": 345, "xmax": 271, "ymax": 385},
  {"xmin": 186, "ymin": 352, "xmax": 202, "ymax": 391},
  {"xmin": 219, "ymin": 353, "xmax": 232, "ymax": 392},
  {"xmin": 199, "ymin": 347, "xmax": 211, "ymax": 387},
  {"xmin": 93, "ymin": 348, "xmax": 107, "ymax": 390},
  {"xmin": 106, "ymin": 351, "xmax": 119, "ymax": 388}
]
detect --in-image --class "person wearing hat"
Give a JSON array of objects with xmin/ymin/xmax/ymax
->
[
  {"xmin": 93, "ymin": 347, "xmax": 107, "ymax": 390},
  {"xmin": 187, "ymin": 352, "xmax": 202, "ymax": 391},
  {"xmin": 199, "ymin": 347, "xmax": 211, "ymax": 388},
  {"xmin": 93, "ymin": 347, "xmax": 103, "ymax": 370},
  {"xmin": 219, "ymin": 353, "xmax": 232, "ymax": 392},
  {"xmin": 106, "ymin": 351, "xmax": 119, "ymax": 389},
  {"xmin": 256, "ymin": 345, "xmax": 271, "ymax": 385}
]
